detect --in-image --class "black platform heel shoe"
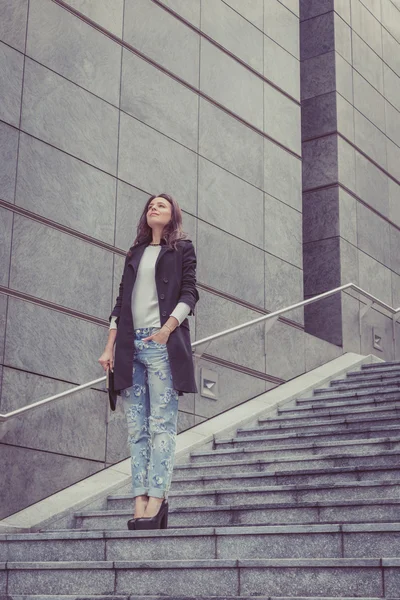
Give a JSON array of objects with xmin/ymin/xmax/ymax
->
[
  {"xmin": 134, "ymin": 498, "xmax": 169, "ymax": 530},
  {"xmin": 127, "ymin": 517, "xmax": 137, "ymax": 530}
]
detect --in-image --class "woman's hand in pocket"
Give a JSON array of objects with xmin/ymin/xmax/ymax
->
[{"xmin": 143, "ymin": 328, "xmax": 170, "ymax": 345}]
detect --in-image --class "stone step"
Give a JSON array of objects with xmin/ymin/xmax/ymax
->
[
  {"xmin": 279, "ymin": 395, "xmax": 400, "ymax": 415},
  {"xmin": 2, "ymin": 523, "xmax": 400, "ymax": 562},
  {"xmin": 190, "ymin": 436, "xmax": 400, "ymax": 463},
  {"xmin": 174, "ymin": 450, "xmax": 400, "ymax": 478},
  {"xmin": 362, "ymin": 361, "xmax": 400, "ymax": 369},
  {"xmin": 314, "ymin": 381, "xmax": 400, "ymax": 396},
  {"xmin": 77, "ymin": 479, "xmax": 400, "ymax": 513},
  {"xmin": 214, "ymin": 424, "xmax": 400, "ymax": 449},
  {"xmin": 3, "ymin": 557, "xmax": 399, "ymax": 597},
  {"xmin": 0, "ymin": 596, "xmax": 394, "ymax": 600},
  {"xmin": 237, "ymin": 414, "xmax": 400, "ymax": 436},
  {"xmin": 317, "ymin": 376, "xmax": 400, "ymax": 393},
  {"xmin": 336, "ymin": 370, "xmax": 400, "ymax": 383},
  {"xmin": 297, "ymin": 389, "xmax": 400, "ymax": 404},
  {"xmin": 170, "ymin": 464, "xmax": 400, "ymax": 491},
  {"xmin": 349, "ymin": 365, "xmax": 400, "ymax": 376},
  {"xmin": 98, "ymin": 496, "xmax": 400, "ymax": 528},
  {"xmin": 258, "ymin": 404, "xmax": 400, "ymax": 426}
]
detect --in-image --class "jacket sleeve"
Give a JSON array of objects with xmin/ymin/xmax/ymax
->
[
  {"xmin": 109, "ymin": 256, "xmax": 127, "ymax": 324},
  {"xmin": 178, "ymin": 241, "xmax": 200, "ymax": 316}
]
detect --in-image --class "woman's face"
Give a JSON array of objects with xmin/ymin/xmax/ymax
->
[{"xmin": 146, "ymin": 197, "xmax": 172, "ymax": 229}]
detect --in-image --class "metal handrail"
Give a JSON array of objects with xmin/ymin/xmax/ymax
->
[{"xmin": 1, "ymin": 282, "xmax": 399, "ymax": 422}]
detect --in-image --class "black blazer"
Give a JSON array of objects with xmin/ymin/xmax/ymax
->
[{"xmin": 109, "ymin": 238, "xmax": 200, "ymax": 405}]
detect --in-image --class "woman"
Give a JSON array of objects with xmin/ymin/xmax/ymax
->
[{"xmin": 98, "ymin": 193, "xmax": 199, "ymax": 531}]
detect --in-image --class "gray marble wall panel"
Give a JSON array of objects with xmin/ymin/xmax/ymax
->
[
  {"xmin": 280, "ymin": 0, "xmax": 299, "ymax": 17},
  {"xmin": 157, "ymin": 0, "xmax": 200, "ymax": 27},
  {"xmin": 341, "ymin": 293, "xmax": 361, "ymax": 353},
  {"xmin": 387, "ymin": 138, "xmax": 400, "ymax": 182},
  {"xmin": 352, "ymin": 33, "xmax": 383, "ymax": 93},
  {"xmin": 198, "ymin": 157, "xmax": 264, "ymax": 248},
  {"xmin": 355, "ymin": 151, "xmax": 389, "ymax": 216},
  {"xmin": 195, "ymin": 290, "xmax": 266, "ymax": 372},
  {"xmin": 337, "ymin": 137, "xmax": 356, "ymax": 191},
  {"xmin": 359, "ymin": 0, "xmax": 381, "ymax": 20},
  {"xmin": 21, "ymin": 58, "xmax": 119, "ymax": 174},
  {"xmin": 264, "ymin": 194, "xmax": 302, "ymax": 268},
  {"xmin": 4, "ymin": 298, "xmax": 106, "ymax": 384},
  {"xmin": 9, "ymin": 215, "xmax": 113, "ymax": 319},
  {"xmin": 337, "ymin": 94, "xmax": 355, "ymax": 142},
  {"xmin": 334, "ymin": 12, "xmax": 352, "ymax": 62},
  {"xmin": 264, "ymin": 82, "xmax": 301, "ymax": 154},
  {"xmin": 301, "ymin": 92, "xmax": 336, "ymax": 140},
  {"xmin": 389, "ymin": 179, "xmax": 400, "ymax": 228},
  {"xmin": 199, "ymin": 98, "xmax": 264, "ymax": 189},
  {"xmin": 301, "ymin": 51, "xmax": 335, "ymax": 101},
  {"xmin": 340, "ymin": 238, "xmax": 359, "ymax": 287},
  {"xmin": 16, "ymin": 133, "xmax": 116, "ymax": 244},
  {"xmin": 0, "ymin": 41, "xmax": 24, "ymax": 127},
  {"xmin": 300, "ymin": 12, "xmax": 334, "ymax": 61},
  {"xmin": 0, "ymin": 122, "xmax": 19, "ymax": 203},
  {"xmin": 334, "ymin": 0, "xmax": 351, "ymax": 24},
  {"xmin": 384, "ymin": 64, "xmax": 400, "ymax": 113},
  {"xmin": 392, "ymin": 271, "xmax": 400, "ymax": 308},
  {"xmin": 302, "ymin": 187, "xmax": 339, "ymax": 243},
  {"xmin": 265, "ymin": 253, "xmax": 304, "ymax": 325},
  {"xmin": 0, "ymin": 207, "xmax": 13, "ymax": 287},
  {"xmin": 335, "ymin": 53, "xmax": 353, "ymax": 103},
  {"xmin": 360, "ymin": 308, "xmax": 394, "ymax": 361},
  {"xmin": 358, "ymin": 250, "xmax": 393, "ymax": 305},
  {"xmin": 223, "ymin": 0, "xmax": 263, "ymax": 29},
  {"xmin": 123, "ymin": 0, "xmax": 200, "ymax": 88},
  {"xmin": 27, "ymin": 0, "xmax": 122, "ymax": 106},
  {"xmin": 265, "ymin": 321, "xmax": 305, "ymax": 380},
  {"xmin": 385, "ymin": 101, "xmax": 400, "ymax": 149},
  {"xmin": 353, "ymin": 71, "xmax": 386, "ymax": 133},
  {"xmin": 303, "ymin": 237, "xmax": 341, "ymax": 295},
  {"xmin": 264, "ymin": 34, "xmax": 300, "ymax": 100},
  {"xmin": 304, "ymin": 331, "xmax": 343, "ymax": 371},
  {"xmin": 0, "ymin": 443, "xmax": 102, "ymax": 520},
  {"xmin": 64, "ymin": 0, "xmax": 124, "ymax": 37},
  {"xmin": 300, "ymin": 0, "xmax": 333, "ymax": 21},
  {"xmin": 0, "ymin": 294, "xmax": 7, "ymax": 364},
  {"xmin": 193, "ymin": 358, "xmax": 269, "ymax": 419},
  {"xmin": 1, "ymin": 367, "xmax": 107, "ymax": 460},
  {"xmin": 121, "ymin": 49, "xmax": 198, "ymax": 152},
  {"xmin": 118, "ymin": 112, "xmax": 197, "ymax": 215},
  {"xmin": 339, "ymin": 188, "xmax": 357, "ymax": 245},
  {"xmin": 0, "ymin": 0, "xmax": 28, "ymax": 52},
  {"xmin": 264, "ymin": 139, "xmax": 302, "ymax": 211},
  {"xmin": 354, "ymin": 110, "xmax": 387, "ymax": 170},
  {"xmin": 351, "ymin": 0, "xmax": 383, "ymax": 56},
  {"xmin": 382, "ymin": 0, "xmax": 400, "ymax": 45},
  {"xmin": 357, "ymin": 203, "xmax": 391, "ymax": 265},
  {"xmin": 264, "ymin": 0, "xmax": 299, "ymax": 58},
  {"xmin": 197, "ymin": 220, "xmax": 265, "ymax": 307},
  {"xmin": 200, "ymin": 39, "xmax": 263, "ymax": 131},
  {"xmin": 302, "ymin": 135, "xmax": 337, "ymax": 189},
  {"xmin": 115, "ymin": 184, "xmax": 154, "ymax": 251},
  {"xmin": 304, "ymin": 294, "xmax": 343, "ymax": 346},
  {"xmin": 390, "ymin": 225, "xmax": 400, "ymax": 275},
  {"xmin": 201, "ymin": 0, "xmax": 263, "ymax": 73},
  {"xmin": 382, "ymin": 27, "xmax": 400, "ymax": 77}
]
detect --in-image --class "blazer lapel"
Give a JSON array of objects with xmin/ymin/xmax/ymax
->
[{"xmin": 127, "ymin": 240, "xmax": 173, "ymax": 274}]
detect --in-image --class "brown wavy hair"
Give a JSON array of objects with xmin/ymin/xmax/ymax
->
[{"xmin": 128, "ymin": 193, "xmax": 189, "ymax": 256}]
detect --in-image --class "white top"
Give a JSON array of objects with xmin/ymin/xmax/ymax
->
[{"xmin": 109, "ymin": 245, "xmax": 191, "ymax": 330}]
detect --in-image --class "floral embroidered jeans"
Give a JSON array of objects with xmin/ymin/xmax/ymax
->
[{"xmin": 121, "ymin": 326, "xmax": 179, "ymax": 499}]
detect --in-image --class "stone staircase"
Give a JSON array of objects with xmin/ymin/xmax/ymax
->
[{"xmin": 2, "ymin": 361, "xmax": 400, "ymax": 598}]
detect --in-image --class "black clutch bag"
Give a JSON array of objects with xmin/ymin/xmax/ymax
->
[{"xmin": 106, "ymin": 367, "xmax": 118, "ymax": 411}]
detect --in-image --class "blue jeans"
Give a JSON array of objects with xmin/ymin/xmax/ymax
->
[{"xmin": 121, "ymin": 327, "xmax": 179, "ymax": 499}]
